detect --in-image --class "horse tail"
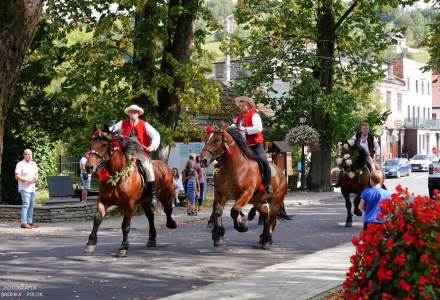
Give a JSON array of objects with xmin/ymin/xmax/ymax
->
[{"xmin": 277, "ymin": 200, "xmax": 291, "ymax": 222}]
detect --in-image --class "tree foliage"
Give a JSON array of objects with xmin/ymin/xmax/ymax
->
[{"xmin": 425, "ymin": 1, "xmax": 440, "ymax": 71}]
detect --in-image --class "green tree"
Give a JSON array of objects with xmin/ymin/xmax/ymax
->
[
  {"xmin": 425, "ymin": 1, "xmax": 440, "ymax": 71},
  {"xmin": 232, "ymin": 0, "xmax": 414, "ymax": 191}
]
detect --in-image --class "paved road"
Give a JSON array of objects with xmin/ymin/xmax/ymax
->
[
  {"xmin": 0, "ymin": 197, "xmax": 361, "ymax": 300},
  {"xmin": 384, "ymin": 171, "xmax": 428, "ymax": 196}
]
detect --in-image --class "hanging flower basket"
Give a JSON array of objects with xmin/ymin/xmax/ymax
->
[{"xmin": 285, "ymin": 125, "xmax": 320, "ymax": 149}]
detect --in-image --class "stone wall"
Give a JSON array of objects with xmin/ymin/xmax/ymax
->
[{"xmin": 0, "ymin": 203, "xmax": 97, "ymax": 223}]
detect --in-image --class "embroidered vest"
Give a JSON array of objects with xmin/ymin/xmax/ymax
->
[
  {"xmin": 235, "ymin": 108, "xmax": 264, "ymax": 145},
  {"xmin": 121, "ymin": 119, "xmax": 151, "ymax": 155}
]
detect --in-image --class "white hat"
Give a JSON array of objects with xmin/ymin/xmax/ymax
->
[
  {"xmin": 234, "ymin": 96, "xmax": 256, "ymax": 108},
  {"xmin": 124, "ymin": 104, "xmax": 144, "ymax": 116}
]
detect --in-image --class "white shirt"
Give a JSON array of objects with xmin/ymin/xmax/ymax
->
[
  {"xmin": 352, "ymin": 134, "xmax": 380, "ymax": 157},
  {"xmin": 111, "ymin": 120, "xmax": 160, "ymax": 151},
  {"xmin": 79, "ymin": 156, "xmax": 87, "ymax": 173},
  {"xmin": 173, "ymin": 177, "xmax": 184, "ymax": 192},
  {"xmin": 15, "ymin": 160, "xmax": 38, "ymax": 192}
]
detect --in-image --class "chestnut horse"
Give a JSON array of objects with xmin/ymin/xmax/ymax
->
[
  {"xmin": 200, "ymin": 127, "xmax": 290, "ymax": 249},
  {"xmin": 334, "ymin": 140, "xmax": 382, "ymax": 227},
  {"xmin": 84, "ymin": 128, "xmax": 177, "ymax": 256}
]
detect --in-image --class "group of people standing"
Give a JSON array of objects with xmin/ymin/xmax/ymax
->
[{"xmin": 172, "ymin": 154, "xmax": 206, "ymax": 216}]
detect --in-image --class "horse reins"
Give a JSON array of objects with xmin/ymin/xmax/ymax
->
[{"xmin": 201, "ymin": 132, "xmax": 235, "ymax": 160}]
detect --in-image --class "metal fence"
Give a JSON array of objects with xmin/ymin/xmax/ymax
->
[{"xmin": 57, "ymin": 155, "xmax": 81, "ymax": 184}]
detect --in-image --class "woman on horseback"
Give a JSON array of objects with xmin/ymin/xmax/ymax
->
[{"xmin": 229, "ymin": 96, "xmax": 273, "ymax": 194}]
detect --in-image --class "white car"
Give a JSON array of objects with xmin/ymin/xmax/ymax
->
[{"xmin": 409, "ymin": 154, "xmax": 435, "ymax": 171}]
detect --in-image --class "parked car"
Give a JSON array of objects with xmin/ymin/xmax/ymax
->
[
  {"xmin": 383, "ymin": 158, "xmax": 412, "ymax": 178},
  {"xmin": 428, "ymin": 159, "xmax": 440, "ymax": 198},
  {"xmin": 409, "ymin": 154, "xmax": 435, "ymax": 171}
]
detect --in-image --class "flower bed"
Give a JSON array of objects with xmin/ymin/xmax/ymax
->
[{"xmin": 343, "ymin": 186, "xmax": 440, "ymax": 299}]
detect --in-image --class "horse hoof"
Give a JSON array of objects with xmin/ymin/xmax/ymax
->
[
  {"xmin": 261, "ymin": 242, "xmax": 270, "ymax": 250},
  {"xmin": 118, "ymin": 249, "xmax": 127, "ymax": 257},
  {"xmin": 345, "ymin": 222, "xmax": 353, "ymax": 227},
  {"xmin": 234, "ymin": 224, "xmax": 248, "ymax": 233},
  {"xmin": 146, "ymin": 240, "xmax": 156, "ymax": 248},
  {"xmin": 354, "ymin": 209, "xmax": 362, "ymax": 217},
  {"xmin": 166, "ymin": 220, "xmax": 177, "ymax": 229},
  {"xmin": 84, "ymin": 245, "xmax": 96, "ymax": 253},
  {"xmin": 213, "ymin": 237, "xmax": 224, "ymax": 247}
]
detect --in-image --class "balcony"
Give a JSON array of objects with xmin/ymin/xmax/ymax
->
[{"xmin": 404, "ymin": 118, "xmax": 440, "ymax": 130}]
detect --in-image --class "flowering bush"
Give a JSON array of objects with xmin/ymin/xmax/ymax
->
[
  {"xmin": 334, "ymin": 139, "xmax": 367, "ymax": 179},
  {"xmin": 343, "ymin": 186, "xmax": 440, "ymax": 299},
  {"xmin": 285, "ymin": 125, "xmax": 320, "ymax": 149}
]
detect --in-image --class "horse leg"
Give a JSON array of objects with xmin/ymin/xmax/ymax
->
[
  {"xmin": 141, "ymin": 201, "xmax": 157, "ymax": 247},
  {"xmin": 160, "ymin": 191, "xmax": 177, "ymax": 229},
  {"xmin": 212, "ymin": 193, "xmax": 226, "ymax": 247},
  {"xmin": 257, "ymin": 201, "xmax": 275, "ymax": 250},
  {"xmin": 118, "ymin": 214, "xmax": 132, "ymax": 257},
  {"xmin": 84, "ymin": 201, "xmax": 107, "ymax": 253},
  {"xmin": 353, "ymin": 194, "xmax": 362, "ymax": 217},
  {"xmin": 343, "ymin": 192, "xmax": 353, "ymax": 227},
  {"xmin": 230, "ymin": 190, "xmax": 253, "ymax": 233}
]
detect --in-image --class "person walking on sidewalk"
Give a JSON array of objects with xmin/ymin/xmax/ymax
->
[
  {"xmin": 110, "ymin": 104, "xmax": 160, "ymax": 206},
  {"xmin": 15, "ymin": 149, "xmax": 39, "ymax": 229},
  {"xmin": 359, "ymin": 170, "xmax": 390, "ymax": 230},
  {"xmin": 79, "ymin": 149, "xmax": 91, "ymax": 203},
  {"xmin": 193, "ymin": 156, "xmax": 206, "ymax": 210}
]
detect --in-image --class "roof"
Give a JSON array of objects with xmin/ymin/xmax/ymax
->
[{"xmin": 269, "ymin": 141, "xmax": 294, "ymax": 153}]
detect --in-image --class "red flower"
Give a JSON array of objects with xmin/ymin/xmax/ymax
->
[
  {"xmin": 393, "ymin": 253, "xmax": 406, "ymax": 266},
  {"xmin": 399, "ymin": 279, "xmax": 411, "ymax": 292}
]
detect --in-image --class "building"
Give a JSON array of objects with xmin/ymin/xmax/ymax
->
[{"xmin": 432, "ymin": 71, "xmax": 440, "ymax": 119}]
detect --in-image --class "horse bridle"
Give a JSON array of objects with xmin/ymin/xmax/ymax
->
[{"xmin": 201, "ymin": 131, "xmax": 233, "ymax": 160}]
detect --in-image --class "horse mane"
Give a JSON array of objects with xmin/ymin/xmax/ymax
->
[{"xmin": 226, "ymin": 127, "xmax": 257, "ymax": 160}]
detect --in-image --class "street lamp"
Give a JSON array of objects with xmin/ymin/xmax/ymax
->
[{"xmin": 299, "ymin": 111, "xmax": 307, "ymax": 190}]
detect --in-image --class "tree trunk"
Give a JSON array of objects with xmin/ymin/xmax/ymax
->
[
  {"xmin": 308, "ymin": 0, "xmax": 334, "ymax": 191},
  {"xmin": 134, "ymin": 0, "xmax": 200, "ymax": 162},
  {"xmin": 0, "ymin": 0, "xmax": 43, "ymax": 202}
]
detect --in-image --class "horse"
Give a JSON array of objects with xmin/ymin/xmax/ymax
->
[
  {"xmin": 333, "ymin": 139, "xmax": 382, "ymax": 227},
  {"xmin": 83, "ymin": 127, "xmax": 177, "ymax": 256},
  {"xmin": 200, "ymin": 126, "xmax": 290, "ymax": 249}
]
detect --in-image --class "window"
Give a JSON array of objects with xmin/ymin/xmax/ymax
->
[
  {"xmin": 407, "ymin": 105, "xmax": 411, "ymax": 120},
  {"xmin": 413, "ymin": 106, "xmax": 415, "ymax": 120},
  {"xmin": 422, "ymin": 81, "xmax": 425, "ymax": 94},
  {"xmin": 423, "ymin": 135, "xmax": 425, "ymax": 149},
  {"xmin": 386, "ymin": 91, "xmax": 392, "ymax": 109},
  {"xmin": 428, "ymin": 108, "xmax": 431, "ymax": 120},
  {"xmin": 423, "ymin": 107, "xmax": 426, "ymax": 120},
  {"xmin": 417, "ymin": 107, "xmax": 420, "ymax": 120},
  {"xmin": 428, "ymin": 83, "xmax": 430, "ymax": 94},
  {"xmin": 416, "ymin": 80, "xmax": 419, "ymax": 93},
  {"xmin": 407, "ymin": 78, "xmax": 410, "ymax": 90},
  {"xmin": 397, "ymin": 93, "xmax": 402, "ymax": 113}
]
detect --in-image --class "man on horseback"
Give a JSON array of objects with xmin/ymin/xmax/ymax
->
[
  {"xmin": 111, "ymin": 104, "xmax": 160, "ymax": 205},
  {"xmin": 230, "ymin": 96, "xmax": 273, "ymax": 194},
  {"xmin": 352, "ymin": 122, "xmax": 380, "ymax": 172}
]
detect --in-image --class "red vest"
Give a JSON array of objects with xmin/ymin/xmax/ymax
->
[
  {"xmin": 121, "ymin": 119, "xmax": 151, "ymax": 155},
  {"xmin": 235, "ymin": 109, "xmax": 264, "ymax": 145}
]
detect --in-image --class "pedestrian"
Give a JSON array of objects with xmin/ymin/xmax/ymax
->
[
  {"xmin": 181, "ymin": 160, "xmax": 194, "ymax": 196},
  {"xmin": 172, "ymin": 167, "xmax": 184, "ymax": 206},
  {"xmin": 193, "ymin": 156, "xmax": 206, "ymax": 210},
  {"xmin": 110, "ymin": 104, "xmax": 160, "ymax": 206},
  {"xmin": 230, "ymin": 96, "xmax": 273, "ymax": 193},
  {"xmin": 79, "ymin": 150, "xmax": 91, "ymax": 203},
  {"xmin": 185, "ymin": 170, "xmax": 199, "ymax": 216},
  {"xmin": 359, "ymin": 170, "xmax": 390, "ymax": 231},
  {"xmin": 15, "ymin": 149, "xmax": 39, "ymax": 229}
]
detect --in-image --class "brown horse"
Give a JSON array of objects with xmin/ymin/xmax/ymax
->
[
  {"xmin": 200, "ymin": 127, "xmax": 290, "ymax": 249},
  {"xmin": 84, "ymin": 128, "xmax": 177, "ymax": 256},
  {"xmin": 334, "ymin": 140, "xmax": 382, "ymax": 227}
]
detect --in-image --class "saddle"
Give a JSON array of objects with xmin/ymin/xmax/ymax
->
[{"xmin": 135, "ymin": 160, "xmax": 147, "ymax": 187}]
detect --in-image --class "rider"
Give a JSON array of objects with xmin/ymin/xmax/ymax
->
[
  {"xmin": 111, "ymin": 104, "xmax": 160, "ymax": 206},
  {"xmin": 230, "ymin": 96, "xmax": 273, "ymax": 194},
  {"xmin": 352, "ymin": 122, "xmax": 380, "ymax": 172}
]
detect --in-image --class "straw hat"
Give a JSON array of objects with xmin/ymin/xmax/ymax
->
[
  {"xmin": 124, "ymin": 104, "xmax": 144, "ymax": 116},
  {"xmin": 234, "ymin": 96, "xmax": 256, "ymax": 108}
]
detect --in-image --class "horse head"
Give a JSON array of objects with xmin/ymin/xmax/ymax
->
[
  {"xmin": 200, "ymin": 125, "xmax": 227, "ymax": 168},
  {"xmin": 87, "ymin": 125, "xmax": 114, "ymax": 171}
]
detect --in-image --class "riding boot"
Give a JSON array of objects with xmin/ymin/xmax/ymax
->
[{"xmin": 146, "ymin": 181, "xmax": 158, "ymax": 208}]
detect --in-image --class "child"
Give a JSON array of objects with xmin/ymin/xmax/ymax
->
[
  {"xmin": 359, "ymin": 170, "xmax": 391, "ymax": 230},
  {"xmin": 186, "ymin": 170, "xmax": 200, "ymax": 216}
]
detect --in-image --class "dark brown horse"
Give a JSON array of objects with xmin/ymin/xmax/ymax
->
[
  {"xmin": 200, "ymin": 127, "xmax": 290, "ymax": 249},
  {"xmin": 84, "ymin": 128, "xmax": 177, "ymax": 256},
  {"xmin": 334, "ymin": 140, "xmax": 382, "ymax": 227}
]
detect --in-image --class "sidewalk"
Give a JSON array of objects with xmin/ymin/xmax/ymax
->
[{"xmin": 160, "ymin": 242, "xmax": 352, "ymax": 300}]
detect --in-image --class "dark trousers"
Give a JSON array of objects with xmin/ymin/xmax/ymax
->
[{"xmin": 250, "ymin": 144, "xmax": 271, "ymax": 187}]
